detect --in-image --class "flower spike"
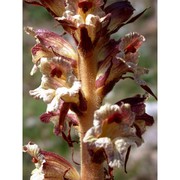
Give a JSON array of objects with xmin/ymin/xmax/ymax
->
[{"xmin": 24, "ymin": 0, "xmax": 156, "ymax": 178}]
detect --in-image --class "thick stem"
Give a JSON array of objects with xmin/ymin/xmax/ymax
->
[
  {"xmin": 80, "ymin": 114, "xmax": 104, "ymax": 180},
  {"xmin": 78, "ymin": 52, "xmax": 104, "ymax": 180}
]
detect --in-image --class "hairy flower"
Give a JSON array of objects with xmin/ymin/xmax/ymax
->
[
  {"xmin": 83, "ymin": 94, "xmax": 154, "ymax": 170},
  {"xmin": 25, "ymin": 27, "xmax": 87, "ymax": 135},
  {"xmin": 23, "ymin": 142, "xmax": 80, "ymax": 180}
]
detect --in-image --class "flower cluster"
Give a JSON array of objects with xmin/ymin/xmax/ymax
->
[{"xmin": 24, "ymin": 0, "xmax": 156, "ymax": 179}]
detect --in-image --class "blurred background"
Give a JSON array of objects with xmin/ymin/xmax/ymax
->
[{"xmin": 23, "ymin": 0, "xmax": 157, "ymax": 179}]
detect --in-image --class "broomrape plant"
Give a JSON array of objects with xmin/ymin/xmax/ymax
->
[{"xmin": 23, "ymin": 0, "xmax": 157, "ymax": 179}]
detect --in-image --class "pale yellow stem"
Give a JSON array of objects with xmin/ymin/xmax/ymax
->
[{"xmin": 78, "ymin": 51, "xmax": 104, "ymax": 180}]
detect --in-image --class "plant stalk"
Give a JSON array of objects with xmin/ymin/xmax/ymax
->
[{"xmin": 78, "ymin": 51, "xmax": 104, "ymax": 180}]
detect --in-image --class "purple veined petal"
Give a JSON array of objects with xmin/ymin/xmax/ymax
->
[
  {"xmin": 23, "ymin": 142, "xmax": 80, "ymax": 180},
  {"xmin": 31, "ymin": 44, "xmax": 77, "ymax": 73},
  {"xmin": 106, "ymin": 58, "xmax": 129, "ymax": 81},
  {"xmin": 117, "ymin": 94, "xmax": 147, "ymax": 104},
  {"xmin": 40, "ymin": 101, "xmax": 71, "ymax": 136},
  {"xmin": 95, "ymin": 38, "xmax": 120, "ymax": 63},
  {"xmin": 93, "ymin": 13, "xmax": 111, "ymax": 41},
  {"xmin": 41, "ymin": 150, "xmax": 80, "ymax": 179},
  {"xmin": 105, "ymin": 1, "xmax": 134, "ymax": 34},
  {"xmin": 56, "ymin": 17, "xmax": 78, "ymax": 34},
  {"xmin": 95, "ymin": 32, "xmax": 148, "ymax": 98},
  {"xmin": 116, "ymin": 94, "xmax": 147, "ymax": 115},
  {"xmin": 35, "ymin": 29, "xmax": 78, "ymax": 60},
  {"xmin": 55, "ymin": 102, "xmax": 71, "ymax": 136},
  {"xmin": 31, "ymin": 43, "xmax": 54, "ymax": 64},
  {"xmin": 96, "ymin": 58, "xmax": 112, "ymax": 89},
  {"xmin": 116, "ymin": 94, "xmax": 155, "ymax": 136},
  {"xmin": 25, "ymin": 27, "xmax": 78, "ymax": 62},
  {"xmin": 30, "ymin": 45, "xmax": 78, "ymax": 81},
  {"xmin": 96, "ymin": 57, "xmax": 130, "ymax": 96},
  {"xmin": 40, "ymin": 111, "xmax": 57, "ymax": 123},
  {"xmin": 119, "ymin": 32, "xmax": 145, "ymax": 54},
  {"xmin": 116, "ymin": 94, "xmax": 153, "ymax": 118},
  {"xmin": 122, "ymin": 8, "xmax": 148, "ymax": 26},
  {"xmin": 122, "ymin": 51, "xmax": 139, "ymax": 65},
  {"xmin": 25, "ymin": 0, "xmax": 65, "ymax": 17},
  {"xmin": 112, "ymin": 103, "xmax": 135, "ymax": 126},
  {"xmin": 55, "ymin": 1, "xmax": 80, "ymax": 33}
]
